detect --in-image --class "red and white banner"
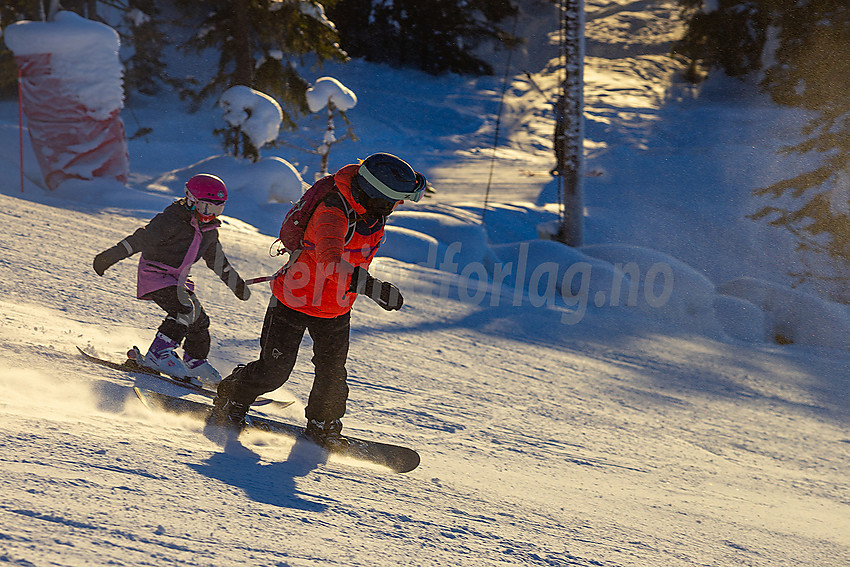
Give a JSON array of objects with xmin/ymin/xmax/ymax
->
[{"xmin": 5, "ymin": 12, "xmax": 129, "ymax": 190}]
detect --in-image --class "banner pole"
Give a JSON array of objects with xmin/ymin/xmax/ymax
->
[{"xmin": 18, "ymin": 66, "xmax": 24, "ymax": 193}]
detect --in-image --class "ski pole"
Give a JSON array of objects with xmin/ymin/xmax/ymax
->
[
  {"xmin": 245, "ymin": 250, "xmax": 302, "ymax": 285},
  {"xmin": 244, "ymin": 275, "xmax": 276, "ymax": 286}
]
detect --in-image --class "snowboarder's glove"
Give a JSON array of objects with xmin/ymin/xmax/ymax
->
[
  {"xmin": 93, "ymin": 244, "xmax": 130, "ymax": 276},
  {"xmin": 349, "ymin": 266, "xmax": 404, "ymax": 311},
  {"xmin": 233, "ymin": 278, "xmax": 251, "ymax": 301}
]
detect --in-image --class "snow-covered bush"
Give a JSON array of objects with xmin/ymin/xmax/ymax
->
[
  {"xmin": 218, "ymin": 85, "xmax": 283, "ymax": 162},
  {"xmin": 261, "ymin": 157, "xmax": 309, "ymax": 204},
  {"xmin": 305, "ymin": 76, "xmax": 357, "ymax": 179},
  {"xmin": 306, "ymin": 77, "xmax": 357, "ymax": 114}
]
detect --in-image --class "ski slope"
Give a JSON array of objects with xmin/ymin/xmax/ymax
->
[{"xmin": 1, "ymin": 1, "xmax": 849, "ymax": 565}]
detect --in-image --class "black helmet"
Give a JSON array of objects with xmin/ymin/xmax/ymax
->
[{"xmin": 356, "ymin": 153, "xmax": 427, "ymax": 203}]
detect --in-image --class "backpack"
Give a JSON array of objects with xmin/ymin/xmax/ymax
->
[{"xmin": 278, "ymin": 175, "xmax": 354, "ymax": 252}]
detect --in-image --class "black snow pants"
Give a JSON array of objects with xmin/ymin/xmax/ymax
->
[
  {"xmin": 218, "ymin": 297, "xmax": 351, "ymax": 422},
  {"xmin": 143, "ymin": 286, "xmax": 211, "ymax": 360}
]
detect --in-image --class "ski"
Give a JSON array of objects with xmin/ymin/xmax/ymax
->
[
  {"xmin": 76, "ymin": 346, "xmax": 292, "ymax": 410},
  {"xmin": 134, "ymin": 387, "xmax": 420, "ymax": 474}
]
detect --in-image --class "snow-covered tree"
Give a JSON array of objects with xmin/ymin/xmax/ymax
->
[
  {"xmin": 327, "ymin": 0, "xmax": 520, "ymax": 75},
  {"xmin": 218, "ymin": 85, "xmax": 283, "ymax": 162},
  {"xmin": 175, "ymin": 0, "xmax": 347, "ymax": 128},
  {"xmin": 675, "ymin": 0, "xmax": 850, "ymax": 301},
  {"xmin": 305, "ymin": 76, "xmax": 357, "ymax": 179}
]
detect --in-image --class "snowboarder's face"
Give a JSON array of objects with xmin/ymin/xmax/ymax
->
[
  {"xmin": 364, "ymin": 195, "xmax": 399, "ymax": 217},
  {"xmin": 352, "ymin": 176, "xmax": 399, "ymax": 217}
]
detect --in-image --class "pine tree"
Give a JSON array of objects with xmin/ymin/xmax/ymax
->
[
  {"xmin": 328, "ymin": 0, "xmax": 520, "ymax": 75},
  {"xmin": 175, "ymin": 0, "xmax": 347, "ymax": 128},
  {"xmin": 751, "ymin": 2, "xmax": 850, "ymax": 300},
  {"xmin": 59, "ymin": 0, "xmax": 98, "ymax": 18},
  {"xmin": 120, "ymin": 0, "xmax": 170, "ymax": 97},
  {"xmin": 672, "ymin": 0, "xmax": 769, "ymax": 80},
  {"xmin": 675, "ymin": 0, "xmax": 850, "ymax": 300}
]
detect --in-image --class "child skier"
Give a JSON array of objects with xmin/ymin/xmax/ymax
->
[
  {"xmin": 207, "ymin": 153, "xmax": 426, "ymax": 450},
  {"xmin": 92, "ymin": 173, "xmax": 251, "ymax": 383}
]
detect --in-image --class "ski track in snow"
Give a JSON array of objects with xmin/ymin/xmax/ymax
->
[{"xmin": 2, "ymin": 0, "xmax": 850, "ymax": 565}]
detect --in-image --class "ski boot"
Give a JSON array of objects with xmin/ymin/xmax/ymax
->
[
  {"xmin": 305, "ymin": 419, "xmax": 350, "ymax": 452},
  {"xmin": 183, "ymin": 354, "xmax": 223, "ymax": 385},
  {"xmin": 142, "ymin": 332, "xmax": 192, "ymax": 380},
  {"xmin": 207, "ymin": 394, "xmax": 250, "ymax": 431}
]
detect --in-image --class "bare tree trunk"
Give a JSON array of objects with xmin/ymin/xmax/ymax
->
[
  {"xmin": 45, "ymin": 0, "xmax": 61, "ymax": 20},
  {"xmin": 320, "ymin": 102, "xmax": 336, "ymax": 178},
  {"xmin": 230, "ymin": 0, "xmax": 253, "ymax": 87}
]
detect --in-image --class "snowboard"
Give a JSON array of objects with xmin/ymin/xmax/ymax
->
[
  {"xmin": 133, "ymin": 387, "xmax": 420, "ymax": 474},
  {"xmin": 76, "ymin": 346, "xmax": 292, "ymax": 410}
]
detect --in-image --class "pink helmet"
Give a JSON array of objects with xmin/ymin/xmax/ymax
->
[
  {"xmin": 186, "ymin": 173, "xmax": 227, "ymax": 201},
  {"xmin": 185, "ymin": 174, "xmax": 227, "ymax": 222}
]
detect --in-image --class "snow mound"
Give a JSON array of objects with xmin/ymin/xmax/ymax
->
[
  {"xmin": 712, "ymin": 294, "xmax": 767, "ymax": 343},
  {"xmin": 147, "ymin": 155, "xmax": 305, "ymax": 236},
  {"xmin": 152, "ymin": 155, "xmax": 304, "ymax": 204},
  {"xmin": 490, "ymin": 239, "xmax": 626, "ymax": 324},
  {"xmin": 380, "ymin": 225, "xmax": 441, "ymax": 266},
  {"xmin": 386, "ymin": 210, "xmax": 492, "ymax": 272},
  {"xmin": 717, "ymin": 277, "xmax": 850, "ymax": 349},
  {"xmin": 583, "ymin": 243, "xmax": 723, "ymax": 335}
]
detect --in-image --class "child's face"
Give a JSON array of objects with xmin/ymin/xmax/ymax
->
[{"xmin": 194, "ymin": 199, "xmax": 225, "ymax": 222}]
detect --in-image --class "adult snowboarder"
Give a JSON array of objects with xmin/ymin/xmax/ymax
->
[
  {"xmin": 92, "ymin": 173, "xmax": 251, "ymax": 383},
  {"xmin": 207, "ymin": 153, "xmax": 427, "ymax": 451}
]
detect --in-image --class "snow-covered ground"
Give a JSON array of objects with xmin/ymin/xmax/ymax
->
[{"xmin": 1, "ymin": 1, "xmax": 849, "ymax": 565}]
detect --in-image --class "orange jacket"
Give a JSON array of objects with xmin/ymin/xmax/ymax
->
[{"xmin": 272, "ymin": 164, "xmax": 385, "ymax": 317}]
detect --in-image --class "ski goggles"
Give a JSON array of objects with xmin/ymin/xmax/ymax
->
[
  {"xmin": 358, "ymin": 166, "xmax": 427, "ymax": 203},
  {"xmin": 192, "ymin": 198, "xmax": 226, "ymax": 218}
]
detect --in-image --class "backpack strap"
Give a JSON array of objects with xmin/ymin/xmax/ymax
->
[{"xmin": 315, "ymin": 190, "xmax": 357, "ymax": 247}]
